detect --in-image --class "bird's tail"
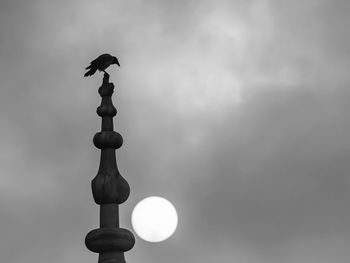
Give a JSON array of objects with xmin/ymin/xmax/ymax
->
[{"xmin": 84, "ymin": 68, "xmax": 97, "ymax": 77}]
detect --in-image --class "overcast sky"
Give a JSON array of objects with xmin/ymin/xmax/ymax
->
[{"xmin": 1, "ymin": 0, "xmax": 350, "ymax": 262}]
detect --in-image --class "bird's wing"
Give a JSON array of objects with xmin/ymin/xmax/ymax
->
[
  {"xmin": 87, "ymin": 54, "xmax": 112, "ymax": 69},
  {"xmin": 85, "ymin": 54, "xmax": 113, "ymax": 71}
]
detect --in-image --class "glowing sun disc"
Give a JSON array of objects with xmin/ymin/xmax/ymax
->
[{"xmin": 131, "ymin": 196, "xmax": 178, "ymax": 242}]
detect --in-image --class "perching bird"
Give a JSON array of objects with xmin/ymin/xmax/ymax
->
[{"xmin": 84, "ymin": 54, "xmax": 120, "ymax": 77}]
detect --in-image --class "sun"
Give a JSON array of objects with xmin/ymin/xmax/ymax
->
[{"xmin": 131, "ymin": 196, "xmax": 178, "ymax": 242}]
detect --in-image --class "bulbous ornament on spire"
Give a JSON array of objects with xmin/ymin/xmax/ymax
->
[{"xmin": 85, "ymin": 70, "xmax": 135, "ymax": 263}]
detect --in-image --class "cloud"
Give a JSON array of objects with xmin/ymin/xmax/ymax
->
[{"xmin": 1, "ymin": 0, "xmax": 350, "ymax": 262}]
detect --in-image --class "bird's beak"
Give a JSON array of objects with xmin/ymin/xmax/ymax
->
[{"xmin": 114, "ymin": 57, "xmax": 120, "ymax": 67}]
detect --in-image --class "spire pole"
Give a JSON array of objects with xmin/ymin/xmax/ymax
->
[{"xmin": 85, "ymin": 73, "xmax": 135, "ymax": 263}]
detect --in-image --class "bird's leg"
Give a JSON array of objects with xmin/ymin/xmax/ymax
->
[{"xmin": 103, "ymin": 70, "xmax": 110, "ymax": 77}]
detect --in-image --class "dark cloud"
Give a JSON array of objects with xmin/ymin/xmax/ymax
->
[{"xmin": 1, "ymin": 0, "xmax": 350, "ymax": 262}]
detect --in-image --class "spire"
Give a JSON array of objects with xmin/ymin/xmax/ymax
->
[{"xmin": 85, "ymin": 73, "xmax": 135, "ymax": 263}]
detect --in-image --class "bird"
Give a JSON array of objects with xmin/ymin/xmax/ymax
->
[{"xmin": 84, "ymin": 54, "xmax": 120, "ymax": 77}]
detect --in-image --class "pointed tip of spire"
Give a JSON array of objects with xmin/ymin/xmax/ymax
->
[{"xmin": 103, "ymin": 72, "xmax": 110, "ymax": 84}]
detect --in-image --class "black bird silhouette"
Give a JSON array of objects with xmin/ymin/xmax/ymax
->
[{"xmin": 84, "ymin": 54, "xmax": 120, "ymax": 77}]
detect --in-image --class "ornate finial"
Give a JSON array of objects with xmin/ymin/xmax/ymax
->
[{"xmin": 85, "ymin": 72, "xmax": 135, "ymax": 263}]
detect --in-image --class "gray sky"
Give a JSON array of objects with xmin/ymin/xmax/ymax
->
[{"xmin": 1, "ymin": 0, "xmax": 350, "ymax": 262}]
